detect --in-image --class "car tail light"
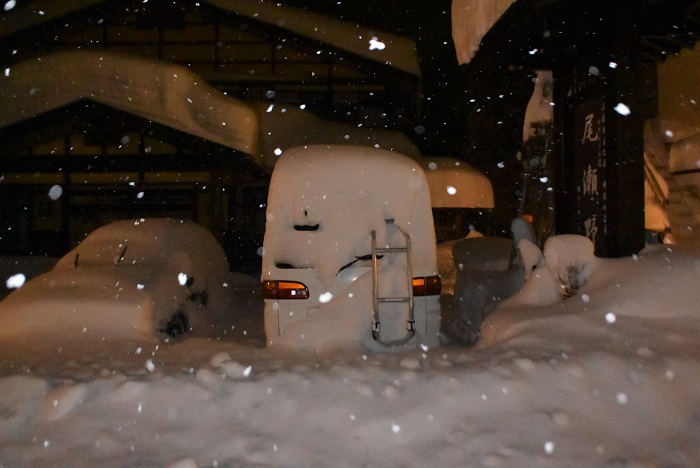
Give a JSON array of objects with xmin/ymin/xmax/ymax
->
[
  {"xmin": 262, "ymin": 280, "xmax": 309, "ymax": 300},
  {"xmin": 412, "ymin": 275, "xmax": 441, "ymax": 296}
]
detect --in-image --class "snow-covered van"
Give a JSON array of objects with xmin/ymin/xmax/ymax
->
[{"xmin": 261, "ymin": 145, "xmax": 441, "ymax": 351}]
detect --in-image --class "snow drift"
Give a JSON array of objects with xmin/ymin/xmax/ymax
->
[{"xmin": 1, "ymin": 236, "xmax": 699, "ymax": 467}]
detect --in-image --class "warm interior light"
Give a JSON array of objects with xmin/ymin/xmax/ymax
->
[
  {"xmin": 262, "ymin": 280, "xmax": 309, "ymax": 300},
  {"xmin": 412, "ymin": 276, "xmax": 442, "ymax": 296}
]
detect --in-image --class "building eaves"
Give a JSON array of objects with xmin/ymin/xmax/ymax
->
[
  {"xmin": 0, "ymin": 0, "xmax": 421, "ymax": 77},
  {"xmin": 455, "ymin": 0, "xmax": 700, "ymax": 70}
]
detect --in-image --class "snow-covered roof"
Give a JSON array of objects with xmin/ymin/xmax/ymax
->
[
  {"xmin": 0, "ymin": 50, "xmax": 422, "ymax": 172},
  {"xmin": 451, "ymin": 0, "xmax": 515, "ymax": 65},
  {"xmin": 0, "ymin": 50, "xmax": 259, "ymax": 156},
  {"xmin": 1, "ymin": 49, "xmax": 496, "ymax": 201}
]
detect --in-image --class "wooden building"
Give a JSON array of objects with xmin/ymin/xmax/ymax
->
[{"xmin": 0, "ymin": 0, "xmax": 424, "ymax": 269}]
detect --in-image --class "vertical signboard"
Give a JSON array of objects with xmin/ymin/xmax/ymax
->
[
  {"xmin": 574, "ymin": 96, "xmax": 607, "ymax": 254},
  {"xmin": 555, "ymin": 62, "xmax": 647, "ymax": 258}
]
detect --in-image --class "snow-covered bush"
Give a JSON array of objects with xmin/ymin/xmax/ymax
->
[
  {"xmin": 504, "ymin": 234, "xmax": 598, "ymax": 307},
  {"xmin": 543, "ymin": 235, "xmax": 596, "ymax": 299}
]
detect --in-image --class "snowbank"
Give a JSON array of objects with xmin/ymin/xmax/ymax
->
[
  {"xmin": 481, "ymin": 243, "xmax": 700, "ymax": 347},
  {"xmin": 1, "ymin": 237, "xmax": 700, "ymax": 466}
]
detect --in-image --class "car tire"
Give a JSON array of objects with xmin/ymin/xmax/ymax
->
[{"xmin": 160, "ymin": 309, "xmax": 190, "ymax": 337}]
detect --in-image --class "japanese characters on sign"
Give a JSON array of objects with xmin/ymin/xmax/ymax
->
[
  {"xmin": 574, "ymin": 96, "xmax": 607, "ymax": 253},
  {"xmin": 560, "ymin": 61, "xmax": 648, "ymax": 258}
]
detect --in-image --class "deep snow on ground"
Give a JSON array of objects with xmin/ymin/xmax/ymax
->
[{"xmin": 1, "ymin": 239, "xmax": 700, "ymax": 467}]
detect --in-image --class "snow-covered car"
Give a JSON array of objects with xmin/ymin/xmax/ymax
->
[
  {"xmin": 261, "ymin": 145, "xmax": 442, "ymax": 351},
  {"xmin": 417, "ymin": 156, "xmax": 494, "ymax": 242},
  {"xmin": 0, "ymin": 218, "xmax": 231, "ymax": 339}
]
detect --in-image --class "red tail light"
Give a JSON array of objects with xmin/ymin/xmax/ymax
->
[
  {"xmin": 262, "ymin": 280, "xmax": 309, "ymax": 300},
  {"xmin": 412, "ymin": 275, "xmax": 441, "ymax": 296}
]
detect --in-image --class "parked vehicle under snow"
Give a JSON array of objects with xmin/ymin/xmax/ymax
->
[
  {"xmin": 0, "ymin": 218, "xmax": 232, "ymax": 339},
  {"xmin": 261, "ymin": 145, "xmax": 442, "ymax": 352}
]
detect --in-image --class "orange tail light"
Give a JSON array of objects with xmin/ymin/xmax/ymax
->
[
  {"xmin": 262, "ymin": 280, "xmax": 309, "ymax": 300},
  {"xmin": 412, "ymin": 275, "xmax": 441, "ymax": 296}
]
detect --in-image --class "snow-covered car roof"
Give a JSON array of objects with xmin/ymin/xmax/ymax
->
[
  {"xmin": 418, "ymin": 156, "xmax": 494, "ymax": 209},
  {"xmin": 56, "ymin": 218, "xmax": 228, "ymax": 273}
]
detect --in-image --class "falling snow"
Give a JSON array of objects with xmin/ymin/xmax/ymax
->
[
  {"xmin": 48, "ymin": 185, "xmax": 63, "ymax": 201},
  {"xmin": 178, "ymin": 272, "xmax": 188, "ymax": 286},
  {"xmin": 5, "ymin": 273, "xmax": 25, "ymax": 289},
  {"xmin": 368, "ymin": 37, "xmax": 386, "ymax": 51},
  {"xmin": 0, "ymin": 2, "xmax": 699, "ymax": 466},
  {"xmin": 614, "ymin": 103, "xmax": 631, "ymax": 116}
]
